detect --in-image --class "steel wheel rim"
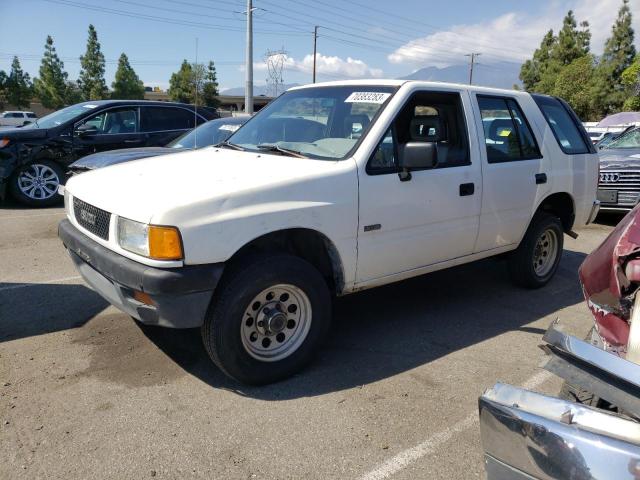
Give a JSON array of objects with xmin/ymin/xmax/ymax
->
[
  {"xmin": 533, "ymin": 228, "xmax": 558, "ymax": 276},
  {"xmin": 240, "ymin": 284, "xmax": 312, "ymax": 362},
  {"xmin": 17, "ymin": 164, "xmax": 60, "ymax": 200}
]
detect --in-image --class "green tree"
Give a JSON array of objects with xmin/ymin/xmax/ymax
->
[
  {"xmin": 65, "ymin": 81, "xmax": 84, "ymax": 105},
  {"xmin": 111, "ymin": 53, "xmax": 145, "ymax": 99},
  {"xmin": 6, "ymin": 56, "xmax": 32, "ymax": 109},
  {"xmin": 201, "ymin": 61, "xmax": 220, "ymax": 108},
  {"xmin": 594, "ymin": 0, "xmax": 636, "ymax": 114},
  {"xmin": 33, "ymin": 35, "xmax": 69, "ymax": 109},
  {"xmin": 519, "ymin": 30, "xmax": 557, "ymax": 91},
  {"xmin": 78, "ymin": 24, "xmax": 108, "ymax": 100},
  {"xmin": 168, "ymin": 60, "xmax": 194, "ymax": 103},
  {"xmin": 0, "ymin": 70, "xmax": 7, "ymax": 109},
  {"xmin": 553, "ymin": 55, "xmax": 597, "ymax": 120},
  {"xmin": 622, "ymin": 55, "xmax": 640, "ymax": 110},
  {"xmin": 552, "ymin": 11, "xmax": 590, "ymax": 66}
]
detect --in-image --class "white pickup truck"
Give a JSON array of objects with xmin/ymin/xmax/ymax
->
[{"xmin": 59, "ymin": 80, "xmax": 600, "ymax": 384}]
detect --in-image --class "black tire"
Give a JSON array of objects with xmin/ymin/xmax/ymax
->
[
  {"xmin": 201, "ymin": 254, "xmax": 332, "ymax": 385},
  {"xmin": 9, "ymin": 160, "xmax": 65, "ymax": 207},
  {"xmin": 508, "ymin": 212, "xmax": 564, "ymax": 288}
]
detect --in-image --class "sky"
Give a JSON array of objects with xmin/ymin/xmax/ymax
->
[{"xmin": 1, "ymin": 0, "xmax": 639, "ymax": 92}]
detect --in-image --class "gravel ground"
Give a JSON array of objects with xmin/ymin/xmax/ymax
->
[{"xmin": 0, "ymin": 201, "xmax": 620, "ymax": 480}]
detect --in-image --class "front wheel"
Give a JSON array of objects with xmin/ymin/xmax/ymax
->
[
  {"xmin": 508, "ymin": 212, "xmax": 564, "ymax": 288},
  {"xmin": 201, "ymin": 254, "xmax": 332, "ymax": 385},
  {"xmin": 9, "ymin": 160, "xmax": 65, "ymax": 207}
]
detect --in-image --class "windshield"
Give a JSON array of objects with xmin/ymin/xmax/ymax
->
[
  {"xmin": 24, "ymin": 103, "xmax": 102, "ymax": 129},
  {"xmin": 227, "ymin": 85, "xmax": 397, "ymax": 160},
  {"xmin": 605, "ymin": 128, "xmax": 640, "ymax": 149},
  {"xmin": 168, "ymin": 118, "xmax": 246, "ymax": 149}
]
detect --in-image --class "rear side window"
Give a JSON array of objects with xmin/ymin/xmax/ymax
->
[
  {"xmin": 140, "ymin": 107, "xmax": 196, "ymax": 132},
  {"xmin": 477, "ymin": 96, "xmax": 541, "ymax": 163},
  {"xmin": 532, "ymin": 95, "xmax": 590, "ymax": 154},
  {"xmin": 27, "ymin": 113, "xmax": 37, "ymax": 118}
]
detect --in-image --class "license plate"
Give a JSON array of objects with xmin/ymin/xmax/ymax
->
[{"xmin": 597, "ymin": 189, "xmax": 618, "ymax": 203}]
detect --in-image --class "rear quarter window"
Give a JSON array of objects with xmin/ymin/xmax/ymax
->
[{"xmin": 532, "ymin": 95, "xmax": 592, "ymax": 154}]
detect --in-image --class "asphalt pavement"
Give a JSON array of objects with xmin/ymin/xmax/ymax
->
[{"xmin": 0, "ymin": 200, "xmax": 620, "ymax": 479}]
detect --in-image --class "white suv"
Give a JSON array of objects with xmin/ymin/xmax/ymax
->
[
  {"xmin": 0, "ymin": 110, "xmax": 37, "ymax": 127},
  {"xmin": 59, "ymin": 80, "xmax": 600, "ymax": 384}
]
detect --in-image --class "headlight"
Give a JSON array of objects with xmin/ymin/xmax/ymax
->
[
  {"xmin": 63, "ymin": 189, "xmax": 71, "ymax": 217},
  {"xmin": 118, "ymin": 217, "xmax": 183, "ymax": 260}
]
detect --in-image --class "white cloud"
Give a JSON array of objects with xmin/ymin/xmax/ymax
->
[
  {"xmin": 251, "ymin": 52, "xmax": 383, "ymax": 79},
  {"xmin": 388, "ymin": 0, "xmax": 640, "ymax": 67}
]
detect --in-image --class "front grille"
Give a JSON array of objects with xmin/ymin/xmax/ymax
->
[
  {"xmin": 598, "ymin": 170, "xmax": 640, "ymax": 189},
  {"xmin": 73, "ymin": 197, "xmax": 111, "ymax": 240}
]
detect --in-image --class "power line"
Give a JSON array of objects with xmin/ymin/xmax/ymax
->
[{"xmin": 41, "ymin": 0, "xmax": 309, "ymax": 35}]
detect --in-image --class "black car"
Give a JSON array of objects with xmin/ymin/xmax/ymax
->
[
  {"xmin": 0, "ymin": 100, "xmax": 218, "ymax": 206},
  {"xmin": 68, "ymin": 116, "xmax": 249, "ymax": 174}
]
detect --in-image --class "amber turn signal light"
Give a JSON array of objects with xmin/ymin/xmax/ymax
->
[
  {"xmin": 148, "ymin": 225, "xmax": 183, "ymax": 260},
  {"xmin": 133, "ymin": 290, "xmax": 155, "ymax": 306},
  {"xmin": 0, "ymin": 137, "xmax": 10, "ymax": 149}
]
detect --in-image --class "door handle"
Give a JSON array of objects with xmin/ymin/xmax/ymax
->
[
  {"xmin": 535, "ymin": 173, "xmax": 547, "ymax": 184},
  {"xmin": 459, "ymin": 183, "xmax": 474, "ymax": 196},
  {"xmin": 124, "ymin": 138, "xmax": 142, "ymax": 144}
]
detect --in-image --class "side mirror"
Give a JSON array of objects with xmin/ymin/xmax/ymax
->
[
  {"xmin": 75, "ymin": 124, "xmax": 98, "ymax": 137},
  {"xmin": 398, "ymin": 142, "xmax": 438, "ymax": 181}
]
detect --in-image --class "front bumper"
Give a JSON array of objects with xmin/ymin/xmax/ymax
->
[
  {"xmin": 479, "ymin": 323, "xmax": 640, "ymax": 480},
  {"xmin": 58, "ymin": 219, "xmax": 224, "ymax": 328}
]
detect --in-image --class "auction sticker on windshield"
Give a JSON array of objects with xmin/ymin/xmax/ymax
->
[{"xmin": 344, "ymin": 92, "xmax": 391, "ymax": 104}]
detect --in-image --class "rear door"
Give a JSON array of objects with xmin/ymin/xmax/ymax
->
[
  {"xmin": 356, "ymin": 88, "xmax": 482, "ymax": 283},
  {"xmin": 471, "ymin": 94, "xmax": 550, "ymax": 252},
  {"xmin": 140, "ymin": 106, "xmax": 198, "ymax": 146},
  {"xmin": 72, "ymin": 106, "xmax": 142, "ymax": 159}
]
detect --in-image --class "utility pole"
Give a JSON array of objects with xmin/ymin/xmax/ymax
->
[
  {"xmin": 465, "ymin": 52, "xmax": 481, "ymax": 85},
  {"xmin": 244, "ymin": 0, "xmax": 254, "ymax": 114},
  {"xmin": 312, "ymin": 26, "xmax": 318, "ymax": 83}
]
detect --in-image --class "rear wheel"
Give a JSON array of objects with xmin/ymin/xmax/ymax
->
[
  {"xmin": 9, "ymin": 160, "xmax": 64, "ymax": 207},
  {"xmin": 201, "ymin": 254, "xmax": 332, "ymax": 385},
  {"xmin": 508, "ymin": 212, "xmax": 564, "ymax": 288}
]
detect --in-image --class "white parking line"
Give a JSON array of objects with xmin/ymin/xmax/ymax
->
[
  {"xmin": 0, "ymin": 275, "xmax": 82, "ymax": 292},
  {"xmin": 0, "ymin": 212, "xmax": 65, "ymax": 220},
  {"xmin": 359, "ymin": 370, "xmax": 553, "ymax": 480}
]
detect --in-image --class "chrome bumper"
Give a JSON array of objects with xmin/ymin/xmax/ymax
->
[{"xmin": 479, "ymin": 323, "xmax": 640, "ymax": 480}]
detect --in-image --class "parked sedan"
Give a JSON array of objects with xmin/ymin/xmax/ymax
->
[
  {"xmin": 597, "ymin": 127, "xmax": 640, "ymax": 211},
  {"xmin": 0, "ymin": 100, "xmax": 218, "ymax": 206},
  {"xmin": 68, "ymin": 116, "xmax": 249, "ymax": 175}
]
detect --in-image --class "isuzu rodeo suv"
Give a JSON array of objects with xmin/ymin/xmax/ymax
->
[{"xmin": 58, "ymin": 80, "xmax": 600, "ymax": 384}]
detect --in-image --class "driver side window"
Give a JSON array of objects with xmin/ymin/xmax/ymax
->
[
  {"xmin": 367, "ymin": 91, "xmax": 469, "ymax": 175},
  {"xmin": 79, "ymin": 108, "xmax": 138, "ymax": 135}
]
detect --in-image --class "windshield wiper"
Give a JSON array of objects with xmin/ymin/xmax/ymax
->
[
  {"xmin": 256, "ymin": 143, "xmax": 307, "ymax": 158},
  {"xmin": 215, "ymin": 140, "xmax": 245, "ymax": 151}
]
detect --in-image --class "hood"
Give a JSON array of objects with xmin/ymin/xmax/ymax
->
[
  {"xmin": 599, "ymin": 149, "xmax": 640, "ymax": 170},
  {"xmin": 0, "ymin": 126, "xmax": 49, "ymax": 140},
  {"xmin": 65, "ymin": 147, "xmax": 352, "ymax": 224},
  {"xmin": 69, "ymin": 147, "xmax": 178, "ymax": 170},
  {"xmin": 579, "ymin": 205, "xmax": 640, "ymax": 348}
]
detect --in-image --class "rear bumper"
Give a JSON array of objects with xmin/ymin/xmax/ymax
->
[{"xmin": 58, "ymin": 219, "xmax": 224, "ymax": 328}]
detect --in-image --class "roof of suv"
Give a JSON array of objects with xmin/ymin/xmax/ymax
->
[
  {"xmin": 75, "ymin": 100, "xmax": 207, "ymax": 109},
  {"xmin": 289, "ymin": 79, "xmax": 529, "ymax": 97}
]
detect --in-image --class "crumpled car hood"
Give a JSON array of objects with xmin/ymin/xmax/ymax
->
[{"xmin": 579, "ymin": 205, "xmax": 640, "ymax": 347}]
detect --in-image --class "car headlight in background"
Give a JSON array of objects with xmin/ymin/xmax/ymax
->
[{"xmin": 117, "ymin": 217, "xmax": 183, "ymax": 260}]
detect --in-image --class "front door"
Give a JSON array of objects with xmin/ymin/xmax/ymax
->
[
  {"xmin": 72, "ymin": 106, "xmax": 143, "ymax": 159},
  {"xmin": 356, "ymin": 89, "xmax": 482, "ymax": 283}
]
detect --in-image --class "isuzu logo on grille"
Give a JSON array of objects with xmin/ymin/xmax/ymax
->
[
  {"xmin": 600, "ymin": 172, "xmax": 620, "ymax": 183},
  {"xmin": 80, "ymin": 209, "xmax": 96, "ymax": 225}
]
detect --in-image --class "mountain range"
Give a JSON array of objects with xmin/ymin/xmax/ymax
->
[{"xmin": 221, "ymin": 61, "xmax": 522, "ymax": 95}]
